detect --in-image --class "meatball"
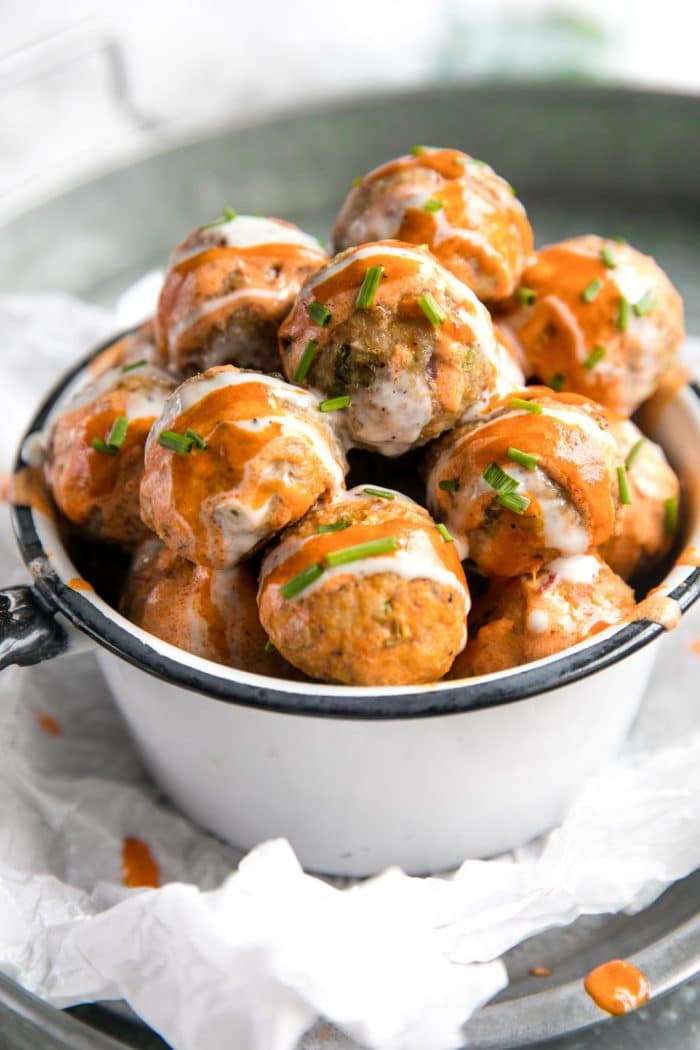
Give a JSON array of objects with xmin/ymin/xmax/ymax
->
[
  {"xmin": 450, "ymin": 553, "xmax": 634, "ymax": 677},
  {"xmin": 258, "ymin": 486, "xmax": 469, "ymax": 685},
  {"xmin": 140, "ymin": 366, "xmax": 347, "ymax": 569},
  {"xmin": 155, "ymin": 214, "xmax": 328, "ymax": 375},
  {"xmin": 279, "ymin": 240, "xmax": 515, "ymax": 456},
  {"xmin": 120, "ymin": 536, "xmax": 288, "ymax": 675},
  {"xmin": 599, "ymin": 418, "xmax": 680, "ymax": 580},
  {"xmin": 426, "ymin": 387, "xmax": 623, "ymax": 577},
  {"xmin": 497, "ymin": 235, "xmax": 684, "ymax": 415},
  {"xmin": 332, "ymin": 147, "xmax": 533, "ymax": 301},
  {"xmin": 44, "ymin": 365, "xmax": 177, "ymax": 545}
]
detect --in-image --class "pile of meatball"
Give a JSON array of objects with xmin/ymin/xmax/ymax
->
[{"xmin": 43, "ymin": 147, "xmax": 685, "ymax": 686}]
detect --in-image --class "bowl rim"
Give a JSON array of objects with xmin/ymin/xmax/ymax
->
[{"xmin": 10, "ymin": 331, "xmax": 700, "ymax": 721}]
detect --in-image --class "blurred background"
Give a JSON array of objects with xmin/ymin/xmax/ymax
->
[{"xmin": 2, "ymin": 0, "xmax": 700, "ymax": 225}]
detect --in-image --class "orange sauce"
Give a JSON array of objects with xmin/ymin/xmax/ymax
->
[
  {"xmin": 121, "ymin": 837, "xmax": 160, "ymax": 889},
  {"xmin": 10, "ymin": 467, "xmax": 54, "ymax": 518},
  {"xmin": 311, "ymin": 248, "xmax": 421, "ymax": 303},
  {"xmin": 529, "ymin": 965, "xmax": 551, "ymax": 978},
  {"xmin": 690, "ymin": 638, "xmax": 700, "ymax": 655},
  {"xmin": 676, "ymin": 545, "xmax": 700, "ymax": 568},
  {"xmin": 0, "ymin": 473, "xmax": 9, "ymax": 502},
  {"xmin": 34, "ymin": 711, "xmax": 61, "ymax": 736},
  {"xmin": 67, "ymin": 577, "xmax": 94, "ymax": 593},
  {"xmin": 172, "ymin": 239, "xmax": 326, "ymax": 276},
  {"xmin": 632, "ymin": 592, "xmax": 681, "ymax": 632},
  {"xmin": 584, "ymin": 959, "xmax": 650, "ymax": 1015}
]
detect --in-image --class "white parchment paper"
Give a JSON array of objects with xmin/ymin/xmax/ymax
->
[{"xmin": 0, "ymin": 288, "xmax": 699, "ymax": 1050}]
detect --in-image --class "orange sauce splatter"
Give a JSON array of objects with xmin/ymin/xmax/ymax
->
[
  {"xmin": 677, "ymin": 545, "xmax": 700, "ymax": 568},
  {"xmin": 690, "ymin": 638, "xmax": 700, "ymax": 655},
  {"xmin": 317, "ymin": 1025, "xmax": 333, "ymax": 1041},
  {"xmin": 584, "ymin": 959, "xmax": 650, "ymax": 1016},
  {"xmin": 67, "ymin": 577, "xmax": 94, "ymax": 592},
  {"xmin": 10, "ymin": 467, "xmax": 54, "ymax": 518},
  {"xmin": 632, "ymin": 592, "xmax": 681, "ymax": 632},
  {"xmin": 530, "ymin": 965, "xmax": 552, "ymax": 978},
  {"xmin": 34, "ymin": 711, "xmax": 61, "ymax": 736},
  {"xmin": 0, "ymin": 473, "xmax": 9, "ymax": 502},
  {"xmin": 121, "ymin": 837, "xmax": 160, "ymax": 889}
]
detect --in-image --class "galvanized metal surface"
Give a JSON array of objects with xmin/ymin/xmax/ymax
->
[{"xmin": 1, "ymin": 82, "xmax": 699, "ymax": 1048}]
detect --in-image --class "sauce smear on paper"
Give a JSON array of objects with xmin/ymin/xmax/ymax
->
[
  {"xmin": 584, "ymin": 959, "xmax": 650, "ymax": 1015},
  {"xmin": 121, "ymin": 837, "xmax": 161, "ymax": 888},
  {"xmin": 34, "ymin": 711, "xmax": 61, "ymax": 736}
]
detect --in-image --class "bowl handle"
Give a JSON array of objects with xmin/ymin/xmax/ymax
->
[{"xmin": 0, "ymin": 586, "xmax": 72, "ymax": 671}]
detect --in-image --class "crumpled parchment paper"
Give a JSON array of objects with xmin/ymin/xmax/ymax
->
[{"xmin": 0, "ymin": 286, "xmax": 699, "ymax": 1050}]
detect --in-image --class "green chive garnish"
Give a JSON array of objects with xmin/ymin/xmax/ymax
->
[
  {"xmin": 423, "ymin": 198, "xmax": 442, "ymax": 213},
  {"xmin": 293, "ymin": 340, "xmax": 319, "ymax": 383},
  {"xmin": 584, "ymin": 345, "xmax": 606, "ymax": 370},
  {"xmin": 600, "ymin": 245, "xmax": 617, "ymax": 268},
  {"xmin": 634, "ymin": 292, "xmax": 656, "ymax": 316},
  {"xmin": 308, "ymin": 301, "xmax": 332, "ymax": 326},
  {"xmin": 483, "ymin": 462, "xmax": 519, "ymax": 495},
  {"xmin": 507, "ymin": 447, "xmax": 539, "ymax": 471},
  {"xmin": 664, "ymin": 496, "xmax": 679, "ymax": 535},
  {"xmin": 625, "ymin": 438, "xmax": 645, "ymax": 471},
  {"xmin": 351, "ymin": 176, "xmax": 363, "ymax": 187},
  {"xmin": 581, "ymin": 278, "xmax": 602, "ymax": 303},
  {"xmin": 497, "ymin": 492, "xmax": 531, "ymax": 514},
  {"xmin": 516, "ymin": 287, "xmax": 537, "ymax": 306},
  {"xmin": 185, "ymin": 428, "xmax": 207, "ymax": 449},
  {"xmin": 319, "ymin": 395, "xmax": 351, "ymax": 412},
  {"xmin": 616, "ymin": 297, "xmax": 631, "ymax": 331},
  {"xmin": 617, "ymin": 465, "xmax": 632, "ymax": 505},
  {"xmin": 158, "ymin": 430, "xmax": 194, "ymax": 454},
  {"xmin": 199, "ymin": 206, "xmax": 237, "ymax": 231},
  {"xmin": 363, "ymin": 486, "xmax": 395, "ymax": 500},
  {"xmin": 122, "ymin": 358, "xmax": 147, "ymax": 373},
  {"xmin": 410, "ymin": 145, "xmax": 428, "ymax": 155},
  {"xmin": 418, "ymin": 291, "xmax": 447, "ymax": 327},
  {"xmin": 280, "ymin": 563, "xmax": 324, "ymax": 599},
  {"xmin": 317, "ymin": 519, "xmax": 351, "ymax": 534},
  {"xmin": 508, "ymin": 184, "xmax": 517, "ymax": 196},
  {"xmin": 509, "ymin": 397, "xmax": 543, "ymax": 414},
  {"xmin": 612, "ymin": 234, "xmax": 627, "ymax": 244},
  {"xmin": 91, "ymin": 439, "xmax": 118, "ymax": 456},
  {"xmin": 264, "ymin": 639, "xmax": 276, "ymax": 654},
  {"xmin": 356, "ymin": 265, "xmax": 384, "ymax": 309},
  {"xmin": 324, "ymin": 537, "xmax": 399, "ymax": 568},
  {"xmin": 439, "ymin": 479, "xmax": 458, "ymax": 493},
  {"xmin": 436, "ymin": 523, "xmax": 454, "ymax": 543},
  {"xmin": 550, "ymin": 374, "xmax": 565, "ymax": 392}
]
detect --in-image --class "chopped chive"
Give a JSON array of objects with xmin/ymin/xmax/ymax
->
[
  {"xmin": 509, "ymin": 397, "xmax": 543, "ymax": 414},
  {"xmin": 584, "ymin": 345, "xmax": 606, "ymax": 370},
  {"xmin": 91, "ymin": 438, "xmax": 119, "ymax": 455},
  {"xmin": 324, "ymin": 537, "xmax": 399, "ymax": 567},
  {"xmin": 158, "ymin": 430, "xmax": 194, "ymax": 454},
  {"xmin": 199, "ymin": 206, "xmax": 237, "ymax": 231},
  {"xmin": 356, "ymin": 265, "xmax": 384, "ymax": 309},
  {"xmin": 507, "ymin": 447, "xmax": 539, "ymax": 470},
  {"xmin": 516, "ymin": 286, "xmax": 537, "ymax": 306},
  {"xmin": 471, "ymin": 157, "xmax": 487, "ymax": 166},
  {"xmin": 418, "ymin": 291, "xmax": 447, "ymax": 327},
  {"xmin": 423, "ymin": 198, "xmax": 443, "ymax": 213},
  {"xmin": 122, "ymin": 358, "xmax": 147, "ymax": 373},
  {"xmin": 581, "ymin": 278, "xmax": 602, "ymax": 303},
  {"xmin": 280, "ymin": 563, "xmax": 324, "ymax": 599},
  {"xmin": 351, "ymin": 175, "xmax": 363, "ymax": 187},
  {"xmin": 293, "ymin": 339, "xmax": 319, "ymax": 383},
  {"xmin": 106, "ymin": 415, "xmax": 128, "ymax": 449},
  {"xmin": 439, "ymin": 478, "xmax": 459, "ymax": 493},
  {"xmin": 634, "ymin": 292, "xmax": 656, "ymax": 316},
  {"xmin": 612, "ymin": 234, "xmax": 627, "ymax": 244},
  {"xmin": 616, "ymin": 297, "xmax": 631, "ymax": 331},
  {"xmin": 497, "ymin": 491, "xmax": 531, "ymax": 514},
  {"xmin": 483, "ymin": 462, "xmax": 519, "ymax": 495},
  {"xmin": 410, "ymin": 145, "xmax": 428, "ymax": 155},
  {"xmin": 664, "ymin": 496, "xmax": 679, "ymax": 535},
  {"xmin": 600, "ymin": 244, "xmax": 617, "ymax": 268},
  {"xmin": 617, "ymin": 465, "xmax": 632, "ymax": 505},
  {"xmin": 264, "ymin": 639, "xmax": 276, "ymax": 654},
  {"xmin": 625, "ymin": 438, "xmax": 646, "ymax": 471},
  {"xmin": 363, "ymin": 486, "xmax": 395, "ymax": 500},
  {"xmin": 319, "ymin": 395, "xmax": 351, "ymax": 412},
  {"xmin": 185, "ymin": 428, "xmax": 207, "ymax": 449},
  {"xmin": 508, "ymin": 184, "xmax": 517, "ymax": 196},
  {"xmin": 307, "ymin": 301, "xmax": 332, "ymax": 326},
  {"xmin": 436, "ymin": 523, "xmax": 454, "ymax": 543},
  {"xmin": 550, "ymin": 374, "xmax": 565, "ymax": 392},
  {"xmin": 317, "ymin": 518, "xmax": 352, "ymax": 534}
]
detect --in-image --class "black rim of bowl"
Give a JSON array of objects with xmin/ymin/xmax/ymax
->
[{"xmin": 11, "ymin": 333, "xmax": 700, "ymax": 721}]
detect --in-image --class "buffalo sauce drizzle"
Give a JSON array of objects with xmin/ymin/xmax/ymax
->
[
  {"xmin": 121, "ymin": 836, "xmax": 160, "ymax": 889},
  {"xmin": 10, "ymin": 467, "xmax": 54, "ymax": 518},
  {"xmin": 583, "ymin": 959, "xmax": 650, "ymax": 1016}
]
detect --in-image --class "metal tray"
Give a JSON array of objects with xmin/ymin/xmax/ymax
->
[{"xmin": 1, "ymin": 82, "xmax": 700, "ymax": 1049}]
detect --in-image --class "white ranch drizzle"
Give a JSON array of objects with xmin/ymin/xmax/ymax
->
[
  {"xmin": 547, "ymin": 554, "xmax": 602, "ymax": 584},
  {"xmin": 171, "ymin": 215, "xmax": 324, "ymax": 267},
  {"xmin": 346, "ymin": 370, "xmax": 434, "ymax": 456}
]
